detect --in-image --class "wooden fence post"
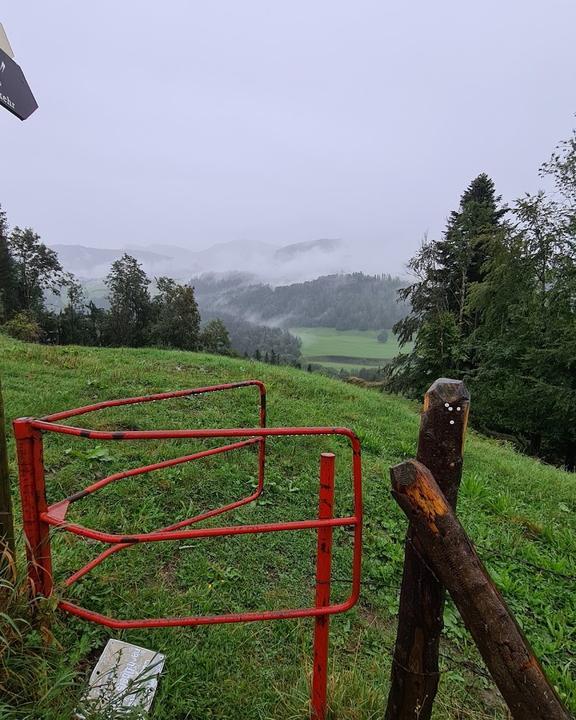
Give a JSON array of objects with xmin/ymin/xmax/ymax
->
[
  {"xmin": 0, "ymin": 378, "xmax": 15, "ymax": 561},
  {"xmin": 385, "ymin": 378, "xmax": 470, "ymax": 720},
  {"xmin": 390, "ymin": 460, "xmax": 573, "ymax": 720}
]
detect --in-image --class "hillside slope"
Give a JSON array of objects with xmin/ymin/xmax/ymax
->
[
  {"xmin": 194, "ymin": 272, "xmax": 408, "ymax": 330},
  {"xmin": 1, "ymin": 336, "xmax": 574, "ymax": 719}
]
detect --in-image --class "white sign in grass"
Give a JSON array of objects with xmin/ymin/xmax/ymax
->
[{"xmin": 77, "ymin": 639, "xmax": 165, "ymax": 718}]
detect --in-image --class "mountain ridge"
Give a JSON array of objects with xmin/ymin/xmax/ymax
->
[{"xmin": 47, "ymin": 237, "xmax": 378, "ymax": 284}]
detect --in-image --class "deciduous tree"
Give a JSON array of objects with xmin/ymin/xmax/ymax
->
[
  {"xmin": 200, "ymin": 318, "xmax": 231, "ymax": 355},
  {"xmin": 7, "ymin": 227, "xmax": 67, "ymax": 316},
  {"xmin": 152, "ymin": 277, "xmax": 200, "ymax": 350},
  {"xmin": 105, "ymin": 254, "xmax": 152, "ymax": 347}
]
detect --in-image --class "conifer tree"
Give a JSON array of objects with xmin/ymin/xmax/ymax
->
[
  {"xmin": 389, "ymin": 174, "xmax": 506, "ymax": 395},
  {"xmin": 436, "ymin": 173, "xmax": 507, "ymax": 331}
]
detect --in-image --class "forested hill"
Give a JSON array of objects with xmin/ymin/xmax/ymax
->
[{"xmin": 194, "ymin": 272, "xmax": 409, "ymax": 330}]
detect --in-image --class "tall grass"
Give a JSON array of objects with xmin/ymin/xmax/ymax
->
[{"xmin": 0, "ymin": 547, "xmax": 76, "ymax": 719}]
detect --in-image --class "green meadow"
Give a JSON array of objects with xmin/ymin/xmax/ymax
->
[
  {"xmin": 290, "ymin": 327, "xmax": 409, "ymax": 371},
  {"xmin": 1, "ymin": 336, "xmax": 574, "ymax": 719}
]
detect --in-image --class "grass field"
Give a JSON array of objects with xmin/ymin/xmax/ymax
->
[
  {"xmin": 1, "ymin": 336, "xmax": 575, "ymax": 719},
  {"xmin": 291, "ymin": 327, "xmax": 408, "ymax": 370}
]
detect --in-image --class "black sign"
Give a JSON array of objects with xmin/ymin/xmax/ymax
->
[{"xmin": 0, "ymin": 48, "xmax": 38, "ymax": 120}]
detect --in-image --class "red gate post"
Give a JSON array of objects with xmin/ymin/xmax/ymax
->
[
  {"xmin": 257, "ymin": 385, "xmax": 266, "ymax": 497},
  {"xmin": 13, "ymin": 418, "xmax": 53, "ymax": 598},
  {"xmin": 311, "ymin": 452, "xmax": 335, "ymax": 720}
]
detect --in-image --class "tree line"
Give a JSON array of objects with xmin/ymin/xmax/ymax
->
[
  {"xmin": 0, "ymin": 212, "xmax": 305, "ymax": 367},
  {"xmin": 0, "ymin": 218, "xmax": 232, "ymax": 354},
  {"xmin": 387, "ymin": 127, "xmax": 576, "ymax": 470},
  {"xmin": 202, "ymin": 311, "xmax": 302, "ymax": 365}
]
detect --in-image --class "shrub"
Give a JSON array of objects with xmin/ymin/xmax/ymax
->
[{"xmin": 1, "ymin": 312, "xmax": 42, "ymax": 343}]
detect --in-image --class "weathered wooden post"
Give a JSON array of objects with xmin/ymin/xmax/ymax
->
[
  {"xmin": 390, "ymin": 460, "xmax": 573, "ymax": 720},
  {"xmin": 0, "ymin": 378, "xmax": 15, "ymax": 561},
  {"xmin": 385, "ymin": 378, "xmax": 470, "ymax": 720}
]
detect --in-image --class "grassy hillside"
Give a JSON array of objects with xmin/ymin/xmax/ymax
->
[
  {"xmin": 291, "ymin": 327, "xmax": 409, "ymax": 370},
  {"xmin": 1, "ymin": 336, "xmax": 575, "ymax": 719}
]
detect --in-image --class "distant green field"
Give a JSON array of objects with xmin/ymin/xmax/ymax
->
[{"xmin": 291, "ymin": 327, "xmax": 409, "ymax": 369}]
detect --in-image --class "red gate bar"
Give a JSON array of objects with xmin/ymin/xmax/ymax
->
[
  {"xmin": 38, "ymin": 380, "xmax": 267, "ymax": 424},
  {"xmin": 38, "ymin": 380, "xmax": 268, "ymax": 531},
  {"xmin": 14, "ymin": 381, "xmax": 362, "ymax": 719}
]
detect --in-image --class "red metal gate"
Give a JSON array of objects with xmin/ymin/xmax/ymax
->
[{"xmin": 14, "ymin": 380, "xmax": 362, "ymax": 719}]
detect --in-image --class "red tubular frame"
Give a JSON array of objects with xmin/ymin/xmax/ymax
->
[
  {"xmin": 14, "ymin": 380, "xmax": 362, "ymax": 718},
  {"xmin": 312, "ymin": 453, "xmax": 336, "ymax": 720}
]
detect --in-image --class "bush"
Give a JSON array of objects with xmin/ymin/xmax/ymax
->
[
  {"xmin": 200, "ymin": 318, "xmax": 231, "ymax": 355},
  {"xmin": 1, "ymin": 312, "xmax": 42, "ymax": 342},
  {"xmin": 377, "ymin": 329, "xmax": 389, "ymax": 343}
]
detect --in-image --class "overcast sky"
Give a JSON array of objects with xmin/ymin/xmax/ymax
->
[{"xmin": 1, "ymin": 1, "xmax": 575, "ymax": 274}]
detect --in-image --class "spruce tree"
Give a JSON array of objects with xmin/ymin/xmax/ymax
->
[
  {"xmin": 436, "ymin": 173, "xmax": 507, "ymax": 330},
  {"xmin": 389, "ymin": 174, "xmax": 506, "ymax": 396}
]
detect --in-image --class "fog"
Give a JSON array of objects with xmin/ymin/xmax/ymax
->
[
  {"xmin": 52, "ymin": 238, "xmax": 383, "ymax": 284},
  {"xmin": 1, "ymin": 1, "xmax": 575, "ymax": 279}
]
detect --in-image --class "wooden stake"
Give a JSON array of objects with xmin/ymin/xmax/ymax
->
[
  {"xmin": 385, "ymin": 378, "xmax": 470, "ymax": 720},
  {"xmin": 390, "ymin": 460, "xmax": 572, "ymax": 720},
  {"xmin": 0, "ymin": 377, "xmax": 15, "ymax": 561}
]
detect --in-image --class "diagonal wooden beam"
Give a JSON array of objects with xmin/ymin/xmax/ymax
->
[{"xmin": 390, "ymin": 459, "xmax": 572, "ymax": 720}]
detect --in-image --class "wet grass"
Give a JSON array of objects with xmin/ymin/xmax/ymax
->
[
  {"xmin": 0, "ymin": 335, "xmax": 574, "ymax": 718},
  {"xmin": 291, "ymin": 327, "xmax": 408, "ymax": 370}
]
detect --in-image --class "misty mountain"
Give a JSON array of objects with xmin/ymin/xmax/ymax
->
[
  {"xmin": 273, "ymin": 238, "xmax": 342, "ymax": 261},
  {"xmin": 194, "ymin": 272, "xmax": 408, "ymax": 331},
  {"xmin": 47, "ymin": 238, "xmax": 363, "ymax": 284},
  {"xmin": 51, "ymin": 245, "xmax": 173, "ymax": 280},
  {"xmin": 47, "ymin": 238, "xmax": 408, "ymax": 333}
]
